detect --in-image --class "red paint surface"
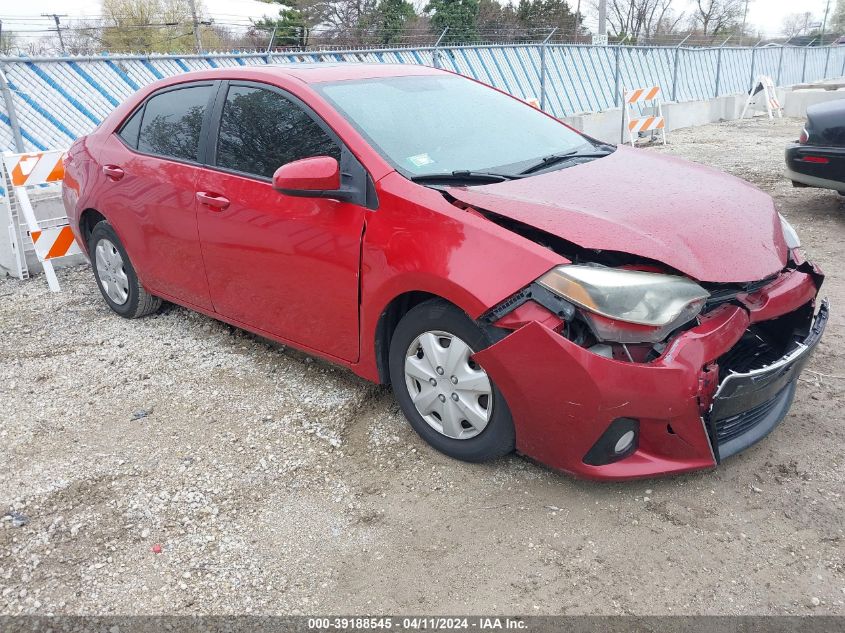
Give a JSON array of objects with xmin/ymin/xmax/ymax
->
[
  {"xmin": 447, "ymin": 145, "xmax": 789, "ymax": 283},
  {"xmin": 62, "ymin": 64, "xmax": 823, "ymax": 480},
  {"xmin": 273, "ymin": 156, "xmax": 340, "ymax": 192}
]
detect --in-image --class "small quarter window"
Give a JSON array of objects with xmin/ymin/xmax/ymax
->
[
  {"xmin": 137, "ymin": 85, "xmax": 214, "ymax": 162},
  {"xmin": 117, "ymin": 106, "xmax": 143, "ymax": 148}
]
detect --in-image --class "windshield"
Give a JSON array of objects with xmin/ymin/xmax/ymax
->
[{"xmin": 316, "ymin": 74, "xmax": 590, "ymax": 176}]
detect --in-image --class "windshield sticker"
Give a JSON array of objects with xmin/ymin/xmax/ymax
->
[{"xmin": 407, "ymin": 153, "xmax": 434, "ymax": 168}]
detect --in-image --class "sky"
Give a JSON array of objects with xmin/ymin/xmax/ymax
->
[{"xmin": 0, "ymin": 0, "xmax": 838, "ymax": 39}]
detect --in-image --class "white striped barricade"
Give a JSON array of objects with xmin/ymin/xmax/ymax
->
[
  {"xmin": 623, "ymin": 86, "xmax": 667, "ymax": 147},
  {"xmin": 2, "ymin": 150, "xmax": 76, "ymax": 292},
  {"xmin": 740, "ymin": 75, "xmax": 783, "ymax": 120}
]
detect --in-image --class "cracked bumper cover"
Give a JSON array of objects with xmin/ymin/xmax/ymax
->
[{"xmin": 473, "ymin": 270, "xmax": 826, "ymax": 481}]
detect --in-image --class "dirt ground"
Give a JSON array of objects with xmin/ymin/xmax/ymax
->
[{"xmin": 1, "ymin": 116, "xmax": 843, "ymax": 616}]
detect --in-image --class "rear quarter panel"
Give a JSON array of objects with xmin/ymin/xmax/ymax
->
[{"xmin": 62, "ymin": 133, "xmax": 112, "ymax": 254}]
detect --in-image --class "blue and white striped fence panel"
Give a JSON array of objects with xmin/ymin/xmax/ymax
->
[{"xmin": 1, "ymin": 45, "xmax": 844, "ymax": 155}]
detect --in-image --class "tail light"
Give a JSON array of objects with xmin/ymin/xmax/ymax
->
[
  {"xmin": 799, "ymin": 128, "xmax": 809, "ymax": 144},
  {"xmin": 799, "ymin": 155, "xmax": 829, "ymax": 164}
]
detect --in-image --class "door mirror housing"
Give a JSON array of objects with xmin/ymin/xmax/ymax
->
[
  {"xmin": 273, "ymin": 156, "xmax": 345, "ymax": 198},
  {"xmin": 272, "ymin": 153, "xmax": 378, "ymax": 210}
]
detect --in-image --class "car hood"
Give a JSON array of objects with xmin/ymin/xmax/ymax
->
[{"xmin": 447, "ymin": 145, "xmax": 787, "ymax": 283}]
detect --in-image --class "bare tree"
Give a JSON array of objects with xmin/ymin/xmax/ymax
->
[
  {"xmin": 602, "ymin": 0, "xmax": 681, "ymax": 39},
  {"xmin": 100, "ymin": 0, "xmax": 205, "ymax": 53},
  {"xmin": 320, "ymin": 0, "xmax": 378, "ymax": 41},
  {"xmin": 782, "ymin": 11, "xmax": 814, "ymax": 37},
  {"xmin": 1, "ymin": 25, "xmax": 18, "ymax": 55},
  {"xmin": 834, "ymin": 0, "xmax": 845, "ymax": 33},
  {"xmin": 690, "ymin": 0, "xmax": 744, "ymax": 36}
]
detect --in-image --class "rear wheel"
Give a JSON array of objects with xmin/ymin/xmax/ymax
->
[
  {"xmin": 388, "ymin": 299, "xmax": 515, "ymax": 462},
  {"xmin": 89, "ymin": 221, "xmax": 161, "ymax": 318}
]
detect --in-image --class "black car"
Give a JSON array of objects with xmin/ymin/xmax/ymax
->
[{"xmin": 786, "ymin": 99, "xmax": 845, "ymax": 194}]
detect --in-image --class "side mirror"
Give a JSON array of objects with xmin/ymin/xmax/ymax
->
[{"xmin": 272, "ymin": 156, "xmax": 343, "ymax": 198}]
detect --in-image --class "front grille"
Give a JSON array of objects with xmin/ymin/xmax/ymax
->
[
  {"xmin": 717, "ymin": 330, "xmax": 787, "ymax": 380},
  {"xmin": 712, "ymin": 387, "xmax": 787, "ymax": 445}
]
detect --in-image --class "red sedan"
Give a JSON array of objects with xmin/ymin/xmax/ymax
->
[{"xmin": 62, "ymin": 64, "xmax": 827, "ymax": 480}]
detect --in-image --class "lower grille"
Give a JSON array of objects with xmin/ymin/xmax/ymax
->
[
  {"xmin": 707, "ymin": 299, "xmax": 826, "ymax": 461},
  {"xmin": 713, "ymin": 387, "xmax": 788, "ymax": 445},
  {"xmin": 717, "ymin": 331, "xmax": 789, "ymax": 380}
]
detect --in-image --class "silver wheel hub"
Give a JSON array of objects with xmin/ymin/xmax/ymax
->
[
  {"xmin": 95, "ymin": 239, "xmax": 129, "ymax": 305},
  {"xmin": 404, "ymin": 330, "xmax": 493, "ymax": 440}
]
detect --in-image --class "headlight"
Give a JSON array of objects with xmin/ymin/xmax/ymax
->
[
  {"xmin": 779, "ymin": 213, "xmax": 801, "ymax": 249},
  {"xmin": 537, "ymin": 265, "xmax": 710, "ymax": 343}
]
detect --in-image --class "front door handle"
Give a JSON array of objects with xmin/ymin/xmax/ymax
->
[
  {"xmin": 102, "ymin": 164, "xmax": 125, "ymax": 181},
  {"xmin": 196, "ymin": 191, "xmax": 230, "ymax": 211}
]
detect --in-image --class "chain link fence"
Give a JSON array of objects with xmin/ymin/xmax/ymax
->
[{"xmin": 1, "ymin": 40, "xmax": 843, "ymax": 154}]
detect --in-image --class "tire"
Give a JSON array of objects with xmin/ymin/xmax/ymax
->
[
  {"xmin": 88, "ymin": 221, "xmax": 161, "ymax": 319},
  {"xmin": 388, "ymin": 298, "xmax": 515, "ymax": 463}
]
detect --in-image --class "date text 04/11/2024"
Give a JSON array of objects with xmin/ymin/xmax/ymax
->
[{"xmin": 307, "ymin": 617, "xmax": 528, "ymax": 630}]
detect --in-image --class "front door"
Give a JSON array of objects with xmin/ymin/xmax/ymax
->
[{"xmin": 195, "ymin": 82, "xmax": 366, "ymax": 361}]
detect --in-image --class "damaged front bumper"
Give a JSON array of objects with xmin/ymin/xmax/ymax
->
[
  {"xmin": 708, "ymin": 300, "xmax": 827, "ymax": 461},
  {"xmin": 473, "ymin": 269, "xmax": 828, "ymax": 481}
]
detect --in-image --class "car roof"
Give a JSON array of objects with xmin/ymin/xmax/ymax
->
[{"xmin": 171, "ymin": 62, "xmax": 444, "ymax": 85}]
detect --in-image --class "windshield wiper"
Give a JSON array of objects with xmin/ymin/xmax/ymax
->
[
  {"xmin": 410, "ymin": 170, "xmax": 517, "ymax": 184},
  {"xmin": 519, "ymin": 147, "xmax": 614, "ymax": 175}
]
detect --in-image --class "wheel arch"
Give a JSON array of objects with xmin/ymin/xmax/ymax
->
[
  {"xmin": 374, "ymin": 290, "xmax": 443, "ymax": 384},
  {"xmin": 371, "ymin": 282, "xmax": 514, "ymax": 385},
  {"xmin": 78, "ymin": 208, "xmax": 108, "ymax": 253}
]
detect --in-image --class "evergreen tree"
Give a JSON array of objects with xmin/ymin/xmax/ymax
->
[
  {"xmin": 365, "ymin": 0, "xmax": 417, "ymax": 44},
  {"xmin": 516, "ymin": 0, "xmax": 577, "ymax": 33},
  {"xmin": 425, "ymin": 0, "xmax": 481, "ymax": 43}
]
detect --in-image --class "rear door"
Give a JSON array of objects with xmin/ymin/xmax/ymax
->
[
  {"xmin": 98, "ymin": 81, "xmax": 217, "ymax": 308},
  {"xmin": 195, "ymin": 81, "xmax": 367, "ymax": 361}
]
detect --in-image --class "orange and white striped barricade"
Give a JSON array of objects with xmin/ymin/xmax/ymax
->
[
  {"xmin": 623, "ymin": 86, "xmax": 667, "ymax": 147},
  {"xmin": 740, "ymin": 75, "xmax": 783, "ymax": 120},
  {"xmin": 2, "ymin": 150, "xmax": 75, "ymax": 292}
]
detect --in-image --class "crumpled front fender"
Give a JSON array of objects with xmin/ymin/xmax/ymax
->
[{"xmin": 473, "ymin": 305, "xmax": 751, "ymax": 480}]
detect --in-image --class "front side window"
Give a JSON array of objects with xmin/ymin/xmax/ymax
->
[
  {"xmin": 215, "ymin": 85, "xmax": 341, "ymax": 179},
  {"xmin": 317, "ymin": 75, "xmax": 590, "ymax": 176},
  {"xmin": 137, "ymin": 85, "xmax": 213, "ymax": 162}
]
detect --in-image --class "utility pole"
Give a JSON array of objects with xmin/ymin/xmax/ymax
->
[
  {"xmin": 41, "ymin": 13, "xmax": 67, "ymax": 55},
  {"xmin": 739, "ymin": 0, "xmax": 750, "ymax": 47},
  {"xmin": 821, "ymin": 0, "xmax": 832, "ymax": 45},
  {"xmin": 187, "ymin": 0, "xmax": 203, "ymax": 54},
  {"xmin": 598, "ymin": 0, "xmax": 607, "ymax": 36}
]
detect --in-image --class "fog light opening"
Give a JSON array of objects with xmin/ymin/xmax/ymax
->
[{"xmin": 583, "ymin": 418, "xmax": 640, "ymax": 466}]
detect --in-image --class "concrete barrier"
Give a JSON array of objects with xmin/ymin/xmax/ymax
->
[
  {"xmin": 562, "ymin": 83, "xmax": 845, "ymax": 144},
  {"xmin": 562, "ymin": 94, "xmax": 747, "ymax": 144}
]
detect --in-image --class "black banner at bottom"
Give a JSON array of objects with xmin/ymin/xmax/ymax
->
[{"xmin": 0, "ymin": 616, "xmax": 843, "ymax": 633}]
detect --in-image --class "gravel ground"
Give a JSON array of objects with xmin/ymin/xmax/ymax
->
[{"xmin": 1, "ymin": 116, "xmax": 844, "ymax": 616}]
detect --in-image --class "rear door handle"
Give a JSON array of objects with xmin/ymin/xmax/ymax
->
[
  {"xmin": 196, "ymin": 191, "xmax": 230, "ymax": 211},
  {"xmin": 102, "ymin": 165, "xmax": 125, "ymax": 181}
]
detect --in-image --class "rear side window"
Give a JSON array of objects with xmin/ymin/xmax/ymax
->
[
  {"xmin": 137, "ymin": 85, "xmax": 213, "ymax": 162},
  {"xmin": 118, "ymin": 106, "xmax": 143, "ymax": 148},
  {"xmin": 215, "ymin": 85, "xmax": 341, "ymax": 179}
]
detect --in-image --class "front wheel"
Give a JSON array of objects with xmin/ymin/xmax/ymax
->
[
  {"xmin": 388, "ymin": 299, "xmax": 515, "ymax": 462},
  {"xmin": 89, "ymin": 221, "xmax": 161, "ymax": 319}
]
